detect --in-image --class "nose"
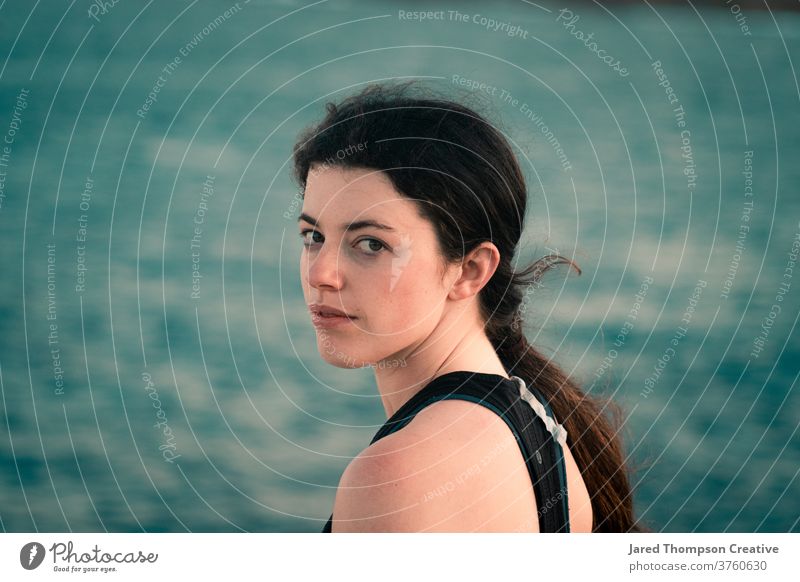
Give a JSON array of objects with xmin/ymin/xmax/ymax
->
[{"xmin": 307, "ymin": 241, "xmax": 343, "ymax": 291}]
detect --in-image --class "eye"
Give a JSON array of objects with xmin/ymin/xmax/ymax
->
[
  {"xmin": 355, "ymin": 237, "xmax": 386, "ymax": 256},
  {"xmin": 299, "ymin": 229, "xmax": 323, "ymax": 247}
]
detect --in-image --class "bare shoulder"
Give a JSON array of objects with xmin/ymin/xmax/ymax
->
[{"xmin": 331, "ymin": 399, "xmax": 541, "ymax": 532}]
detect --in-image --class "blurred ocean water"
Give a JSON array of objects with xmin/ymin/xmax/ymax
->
[{"xmin": 0, "ymin": 0, "xmax": 798, "ymax": 532}]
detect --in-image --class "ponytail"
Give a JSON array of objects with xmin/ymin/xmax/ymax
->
[{"xmin": 485, "ymin": 254, "xmax": 650, "ymax": 532}]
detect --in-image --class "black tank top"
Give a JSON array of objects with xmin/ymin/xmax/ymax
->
[{"xmin": 321, "ymin": 370, "xmax": 571, "ymax": 532}]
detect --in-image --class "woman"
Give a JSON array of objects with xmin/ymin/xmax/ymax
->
[{"xmin": 292, "ymin": 81, "xmax": 646, "ymax": 532}]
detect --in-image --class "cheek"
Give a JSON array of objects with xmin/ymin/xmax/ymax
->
[
  {"xmin": 299, "ymin": 256, "xmax": 308, "ymax": 291},
  {"xmin": 376, "ymin": 275, "xmax": 442, "ymax": 332}
]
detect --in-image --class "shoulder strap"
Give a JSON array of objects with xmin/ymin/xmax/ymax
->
[{"xmin": 369, "ymin": 371, "xmax": 571, "ymax": 533}]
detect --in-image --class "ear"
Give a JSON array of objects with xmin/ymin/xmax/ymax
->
[{"xmin": 448, "ymin": 242, "xmax": 501, "ymax": 301}]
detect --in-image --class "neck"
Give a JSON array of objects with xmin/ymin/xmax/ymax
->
[{"xmin": 373, "ymin": 312, "xmax": 509, "ymax": 418}]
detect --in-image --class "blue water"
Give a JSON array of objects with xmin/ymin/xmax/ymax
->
[{"xmin": 0, "ymin": 0, "xmax": 798, "ymax": 532}]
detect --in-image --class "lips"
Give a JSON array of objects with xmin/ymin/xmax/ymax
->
[{"xmin": 308, "ymin": 303, "xmax": 357, "ymax": 319}]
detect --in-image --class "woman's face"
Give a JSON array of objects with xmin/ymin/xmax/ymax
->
[{"xmin": 298, "ymin": 165, "xmax": 458, "ymax": 369}]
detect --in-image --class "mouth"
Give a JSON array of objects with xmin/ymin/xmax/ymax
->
[
  {"xmin": 308, "ymin": 304, "xmax": 357, "ymax": 321},
  {"xmin": 311, "ymin": 312, "xmax": 356, "ymax": 321}
]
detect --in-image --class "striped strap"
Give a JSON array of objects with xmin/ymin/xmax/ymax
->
[{"xmin": 513, "ymin": 376, "xmax": 569, "ymax": 447}]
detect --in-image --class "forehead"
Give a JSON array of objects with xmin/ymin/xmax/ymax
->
[{"xmin": 302, "ymin": 166, "xmax": 420, "ymax": 226}]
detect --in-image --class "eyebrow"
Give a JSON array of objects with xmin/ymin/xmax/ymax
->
[{"xmin": 297, "ymin": 212, "xmax": 396, "ymax": 232}]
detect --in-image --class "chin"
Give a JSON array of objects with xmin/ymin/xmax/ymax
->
[{"xmin": 317, "ymin": 346, "xmax": 370, "ymax": 369}]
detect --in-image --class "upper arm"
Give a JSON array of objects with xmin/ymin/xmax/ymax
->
[
  {"xmin": 331, "ymin": 437, "xmax": 432, "ymax": 532},
  {"xmin": 331, "ymin": 399, "xmax": 538, "ymax": 532}
]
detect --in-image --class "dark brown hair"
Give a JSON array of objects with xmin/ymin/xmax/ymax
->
[{"xmin": 292, "ymin": 81, "xmax": 649, "ymax": 532}]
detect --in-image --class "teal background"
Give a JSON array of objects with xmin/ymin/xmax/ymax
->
[{"xmin": 0, "ymin": 0, "xmax": 798, "ymax": 532}]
